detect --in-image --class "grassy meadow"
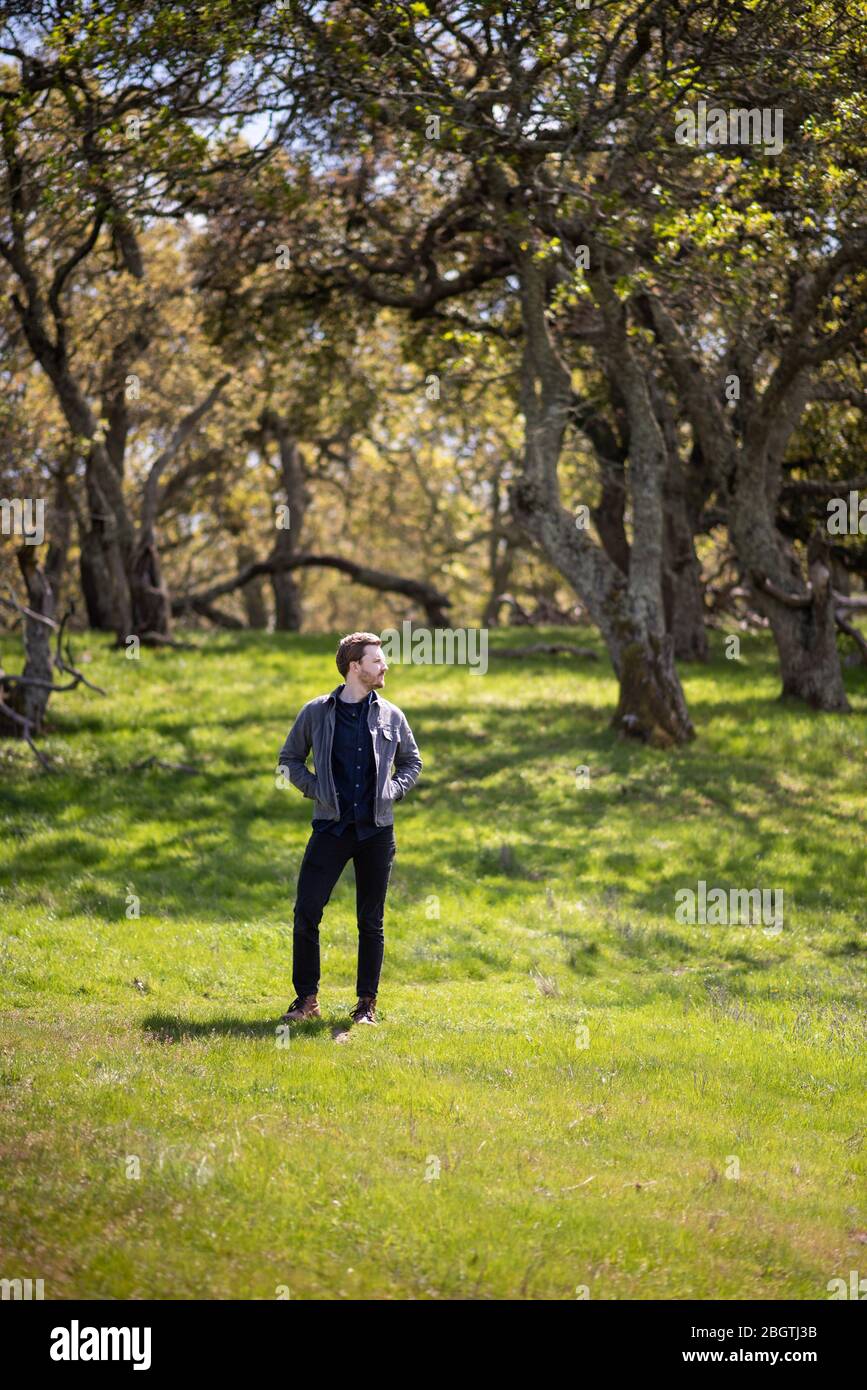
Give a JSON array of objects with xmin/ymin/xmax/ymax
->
[{"xmin": 0, "ymin": 628, "xmax": 865, "ymax": 1299}]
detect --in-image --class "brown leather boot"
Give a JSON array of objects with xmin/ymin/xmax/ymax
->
[
  {"xmin": 349, "ymin": 995, "xmax": 377, "ymax": 1025},
  {"xmin": 279, "ymin": 994, "xmax": 321, "ymax": 1022}
]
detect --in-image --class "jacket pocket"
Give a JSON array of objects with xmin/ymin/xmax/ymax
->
[{"xmin": 383, "ymin": 776, "xmax": 403, "ymax": 801}]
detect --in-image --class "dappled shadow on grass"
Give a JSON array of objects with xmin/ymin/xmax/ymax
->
[
  {"xmin": 689, "ymin": 689, "xmax": 867, "ymax": 722},
  {"xmin": 52, "ymin": 711, "xmax": 256, "ymax": 740},
  {"xmin": 825, "ymin": 938, "xmax": 867, "ymax": 958},
  {"xmin": 579, "ymin": 823, "xmax": 861, "ymax": 927},
  {"xmin": 140, "ymin": 1010, "xmax": 333, "ymax": 1042},
  {"xmin": 4, "ymin": 633, "xmax": 864, "ymax": 939},
  {"xmin": 2, "ymin": 762, "xmax": 858, "ymax": 939},
  {"xmin": 613, "ymin": 926, "xmax": 697, "ymax": 958},
  {"xmin": 723, "ymin": 947, "xmax": 777, "ymax": 968}
]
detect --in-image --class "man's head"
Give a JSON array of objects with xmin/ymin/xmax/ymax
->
[{"xmin": 336, "ymin": 631, "xmax": 388, "ymax": 692}]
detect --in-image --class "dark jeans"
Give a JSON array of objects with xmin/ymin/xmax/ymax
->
[{"xmin": 292, "ymin": 824, "xmax": 396, "ymax": 999}]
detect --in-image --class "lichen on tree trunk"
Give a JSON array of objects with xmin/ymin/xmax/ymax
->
[
  {"xmin": 612, "ymin": 633, "xmax": 695, "ymax": 747},
  {"xmin": 758, "ymin": 531, "xmax": 850, "ymax": 712},
  {"xmin": 770, "ymin": 604, "xmax": 850, "ymax": 711}
]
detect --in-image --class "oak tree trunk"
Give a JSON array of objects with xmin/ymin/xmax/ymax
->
[
  {"xmin": 79, "ymin": 526, "xmax": 123, "ymax": 631},
  {"xmin": 80, "ymin": 448, "xmax": 133, "ymax": 635},
  {"xmin": 766, "ymin": 532, "xmax": 849, "ymax": 710},
  {"xmin": 130, "ymin": 529, "xmax": 173, "ymax": 640},
  {"xmin": 262, "ymin": 412, "xmax": 309, "ymax": 632},
  {"xmin": 612, "ymin": 629, "xmax": 695, "ymax": 747},
  {"xmin": 506, "ymin": 238, "xmax": 694, "ymax": 745},
  {"xmin": 272, "ymin": 569, "xmax": 303, "ymax": 630},
  {"xmin": 732, "ymin": 432, "xmax": 850, "ymax": 712},
  {"xmin": 0, "ymin": 548, "xmax": 55, "ymax": 737},
  {"xmin": 665, "ymin": 537, "xmax": 708, "ymax": 663},
  {"xmin": 236, "ymin": 542, "xmax": 269, "ymax": 628}
]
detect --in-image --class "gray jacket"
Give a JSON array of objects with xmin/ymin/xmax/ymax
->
[{"xmin": 277, "ymin": 683, "xmax": 422, "ymax": 828}]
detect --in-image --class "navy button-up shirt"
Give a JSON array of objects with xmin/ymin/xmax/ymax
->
[{"xmin": 312, "ymin": 687, "xmax": 379, "ymax": 839}]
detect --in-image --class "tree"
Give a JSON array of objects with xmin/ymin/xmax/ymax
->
[
  {"xmin": 0, "ymin": 5, "xmax": 266, "ymax": 637},
  {"xmin": 267, "ymin": 0, "xmax": 863, "ymax": 719}
]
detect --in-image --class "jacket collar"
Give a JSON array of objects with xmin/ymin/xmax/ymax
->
[{"xmin": 327, "ymin": 683, "xmax": 380, "ymax": 707}]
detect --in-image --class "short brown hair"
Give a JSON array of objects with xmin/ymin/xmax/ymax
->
[{"xmin": 336, "ymin": 631, "xmax": 382, "ymax": 679}]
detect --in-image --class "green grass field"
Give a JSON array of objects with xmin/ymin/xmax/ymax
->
[{"xmin": 1, "ymin": 629, "xmax": 864, "ymax": 1299}]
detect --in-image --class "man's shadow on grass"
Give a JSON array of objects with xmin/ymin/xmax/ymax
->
[{"xmin": 141, "ymin": 1010, "xmax": 335, "ymax": 1041}]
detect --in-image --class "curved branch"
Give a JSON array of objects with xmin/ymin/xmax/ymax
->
[
  {"xmin": 172, "ymin": 550, "xmax": 452, "ymax": 623},
  {"xmin": 835, "ymin": 612, "xmax": 867, "ymax": 663},
  {"xmin": 753, "ymin": 575, "xmax": 813, "ymax": 609}
]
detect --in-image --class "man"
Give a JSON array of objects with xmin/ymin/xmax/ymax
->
[{"xmin": 276, "ymin": 631, "xmax": 422, "ymax": 1026}]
